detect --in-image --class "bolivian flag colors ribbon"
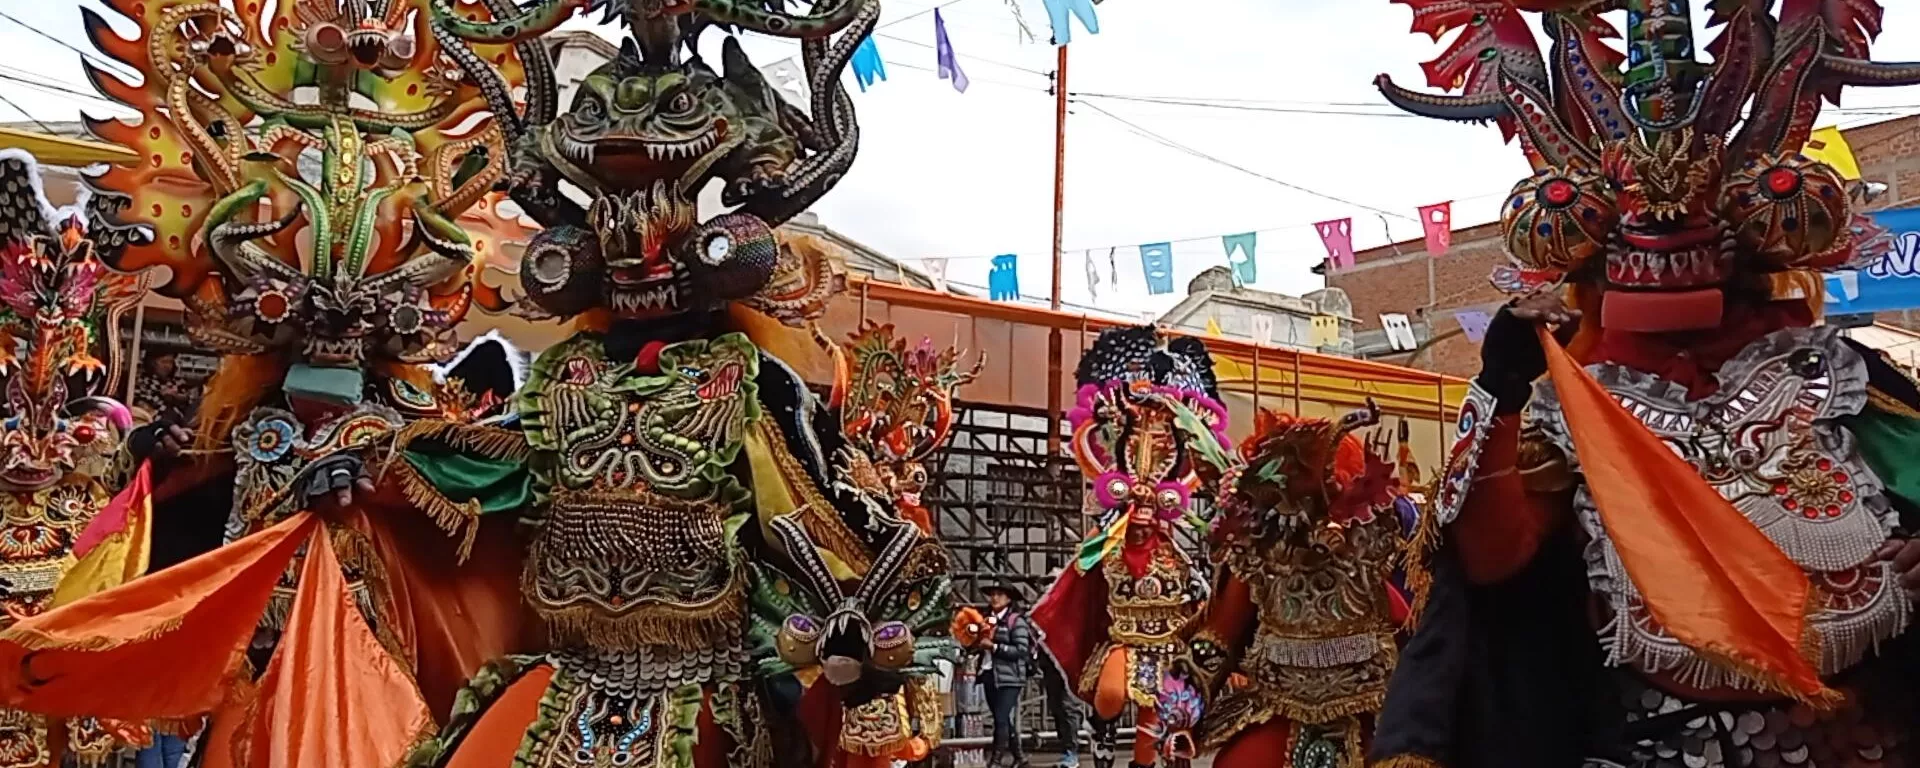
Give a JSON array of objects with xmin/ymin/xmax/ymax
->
[{"xmin": 50, "ymin": 461, "xmax": 154, "ymax": 607}]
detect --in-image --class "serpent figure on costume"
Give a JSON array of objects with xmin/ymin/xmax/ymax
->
[{"xmin": 379, "ymin": 0, "xmax": 943, "ymax": 766}]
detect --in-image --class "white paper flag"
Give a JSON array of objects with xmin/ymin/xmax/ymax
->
[
  {"xmin": 1250, "ymin": 314, "xmax": 1274, "ymax": 346},
  {"xmin": 1380, "ymin": 313, "xmax": 1419, "ymax": 352},
  {"xmin": 922, "ymin": 258, "xmax": 949, "ymax": 292}
]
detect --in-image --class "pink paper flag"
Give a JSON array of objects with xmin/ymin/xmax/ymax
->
[
  {"xmin": 1315, "ymin": 218, "xmax": 1355, "ymax": 271},
  {"xmin": 1419, "ymin": 201, "xmax": 1452, "ymax": 257}
]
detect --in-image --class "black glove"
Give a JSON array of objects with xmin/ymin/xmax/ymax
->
[
  {"xmin": 129, "ymin": 418, "xmax": 189, "ymax": 463},
  {"xmin": 1475, "ymin": 304, "xmax": 1547, "ymax": 414},
  {"xmin": 297, "ymin": 453, "xmax": 370, "ymax": 510}
]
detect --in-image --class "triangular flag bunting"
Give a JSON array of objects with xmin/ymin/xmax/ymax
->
[
  {"xmin": 1250, "ymin": 314, "xmax": 1274, "ymax": 346},
  {"xmin": 989, "ymin": 254, "xmax": 1020, "ymax": 300},
  {"xmin": 1140, "ymin": 242, "xmax": 1174, "ymax": 295},
  {"xmin": 922, "ymin": 258, "xmax": 949, "ymax": 292},
  {"xmin": 1043, "ymin": 0, "xmax": 1100, "ymax": 46},
  {"xmin": 1315, "ymin": 219, "xmax": 1355, "ymax": 272},
  {"xmin": 1804, "ymin": 126, "xmax": 1862, "ymax": 181},
  {"xmin": 1205, "ymin": 317, "xmax": 1224, "ymax": 338},
  {"xmin": 1223, "ymin": 232, "xmax": 1257, "ymax": 286},
  {"xmin": 1309, "ymin": 315, "xmax": 1340, "ymax": 348},
  {"xmin": 851, "ymin": 36, "xmax": 887, "ymax": 92},
  {"xmin": 1418, "ymin": 202, "xmax": 1452, "ymax": 257},
  {"xmin": 1085, "ymin": 250, "xmax": 1100, "ymax": 301},
  {"xmin": 934, "ymin": 9, "xmax": 969, "ymax": 93},
  {"xmin": 1454, "ymin": 309, "xmax": 1493, "ymax": 344}
]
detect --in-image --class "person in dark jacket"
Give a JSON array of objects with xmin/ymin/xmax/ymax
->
[{"xmin": 980, "ymin": 581, "xmax": 1033, "ymax": 768}]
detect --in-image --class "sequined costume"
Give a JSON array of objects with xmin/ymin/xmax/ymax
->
[
  {"xmin": 1190, "ymin": 405, "xmax": 1413, "ymax": 768},
  {"xmin": 0, "ymin": 150, "xmax": 151, "ymax": 767},
  {"xmin": 367, "ymin": 0, "xmax": 925, "ymax": 765},
  {"xmin": 1370, "ymin": 1, "xmax": 1920, "ymax": 766},
  {"xmin": 0, "ymin": 1, "xmax": 539, "ymax": 764},
  {"xmin": 1033, "ymin": 326, "xmax": 1237, "ymax": 768}
]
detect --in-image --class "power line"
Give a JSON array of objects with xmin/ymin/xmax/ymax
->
[
  {"xmin": 897, "ymin": 187, "xmax": 1512, "ymax": 264},
  {"xmin": 880, "ymin": 59, "xmax": 1045, "ymax": 92},
  {"xmin": 1074, "ymin": 99, "xmax": 1421, "ymax": 223},
  {"xmin": 874, "ymin": 31, "xmax": 1051, "ymax": 79},
  {"xmin": 0, "ymin": 90, "xmax": 54, "ymax": 134},
  {"xmin": 0, "ymin": 70, "xmax": 126, "ymax": 110},
  {"xmin": 766, "ymin": 0, "xmax": 976, "ymax": 68},
  {"xmin": 1074, "ymin": 92, "xmax": 1416, "ymax": 118},
  {"xmin": 0, "ymin": 8, "xmax": 140, "ymax": 82}
]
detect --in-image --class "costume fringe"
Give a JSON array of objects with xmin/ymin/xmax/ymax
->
[
  {"xmin": 387, "ymin": 456, "xmax": 481, "ymax": 563},
  {"xmin": 1398, "ymin": 487, "xmax": 1444, "ymax": 632},
  {"xmin": 535, "ymin": 602, "xmax": 746, "ymax": 652},
  {"xmin": 524, "ymin": 544, "xmax": 749, "ymax": 651},
  {"xmin": 5, "ymin": 611, "xmax": 190, "ymax": 653},
  {"xmin": 1276, "ymin": 692, "xmax": 1387, "ymax": 728},
  {"xmin": 1370, "ymin": 754, "xmax": 1444, "ymax": 768},
  {"xmin": 391, "ymin": 419, "xmax": 531, "ymax": 462},
  {"xmin": 1868, "ymin": 387, "xmax": 1920, "ymax": 419}
]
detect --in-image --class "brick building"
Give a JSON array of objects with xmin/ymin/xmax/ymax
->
[{"xmin": 1328, "ymin": 114, "xmax": 1920, "ymax": 377}]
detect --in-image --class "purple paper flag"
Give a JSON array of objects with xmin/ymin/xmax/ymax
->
[
  {"xmin": 935, "ymin": 9, "xmax": 969, "ymax": 93},
  {"xmin": 1454, "ymin": 309, "xmax": 1493, "ymax": 344}
]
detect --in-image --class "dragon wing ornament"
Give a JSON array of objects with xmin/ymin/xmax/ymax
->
[
  {"xmin": 815, "ymin": 321, "xmax": 984, "ymax": 535},
  {"xmin": 1377, "ymin": 0, "xmax": 1918, "ymax": 319},
  {"xmin": 82, "ymin": 0, "xmax": 532, "ymax": 405}
]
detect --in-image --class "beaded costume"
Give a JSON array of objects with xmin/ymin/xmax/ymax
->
[
  {"xmin": 359, "ymin": 0, "xmax": 945, "ymax": 766},
  {"xmin": 1371, "ymin": 1, "xmax": 1920, "ymax": 766},
  {"xmin": 1033, "ymin": 326, "xmax": 1237, "ymax": 768},
  {"xmin": 0, "ymin": 151, "xmax": 150, "ymax": 768},
  {"xmin": 1189, "ymin": 405, "xmax": 1415, "ymax": 768}
]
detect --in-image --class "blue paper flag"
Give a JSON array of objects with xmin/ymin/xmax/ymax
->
[
  {"xmin": 1041, "ymin": 0, "xmax": 1100, "ymax": 45},
  {"xmin": 1140, "ymin": 242, "xmax": 1174, "ymax": 295},
  {"xmin": 934, "ymin": 9, "xmax": 969, "ymax": 93},
  {"xmin": 851, "ymin": 36, "xmax": 887, "ymax": 92},
  {"xmin": 1454, "ymin": 309, "xmax": 1494, "ymax": 343},
  {"xmin": 1223, "ymin": 232, "xmax": 1257, "ymax": 286},
  {"xmin": 989, "ymin": 254, "xmax": 1020, "ymax": 300}
]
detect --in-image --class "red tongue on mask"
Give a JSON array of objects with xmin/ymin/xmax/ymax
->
[
  {"xmin": 635, "ymin": 341, "xmax": 667, "ymax": 374},
  {"xmin": 1600, "ymin": 288, "xmax": 1723, "ymax": 332}
]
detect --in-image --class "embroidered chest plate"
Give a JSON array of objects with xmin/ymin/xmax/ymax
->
[
  {"xmin": 1533, "ymin": 327, "xmax": 1910, "ymax": 689},
  {"xmin": 229, "ymin": 404, "xmax": 407, "ymax": 534},
  {"xmin": 1101, "ymin": 539, "xmax": 1206, "ymax": 648},
  {"xmin": 519, "ymin": 334, "xmax": 761, "ymax": 654},
  {"xmin": 0, "ymin": 480, "xmax": 109, "ymax": 622}
]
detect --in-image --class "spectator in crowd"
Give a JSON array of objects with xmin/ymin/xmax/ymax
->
[
  {"xmin": 1036, "ymin": 582, "xmax": 1086, "ymax": 766},
  {"xmin": 133, "ymin": 351, "xmax": 196, "ymax": 423},
  {"xmin": 980, "ymin": 581, "xmax": 1033, "ymax": 768}
]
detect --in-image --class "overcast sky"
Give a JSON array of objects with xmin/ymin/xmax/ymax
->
[{"xmin": 8, "ymin": 1, "xmax": 1920, "ymax": 317}]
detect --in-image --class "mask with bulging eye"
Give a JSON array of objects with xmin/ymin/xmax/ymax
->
[{"xmin": 754, "ymin": 512, "xmax": 952, "ymax": 705}]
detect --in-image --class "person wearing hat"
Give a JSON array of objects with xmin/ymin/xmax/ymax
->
[{"xmin": 979, "ymin": 581, "xmax": 1034, "ymax": 768}]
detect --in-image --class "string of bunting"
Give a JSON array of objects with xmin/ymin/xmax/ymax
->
[{"xmin": 946, "ymin": 198, "xmax": 1459, "ymax": 303}]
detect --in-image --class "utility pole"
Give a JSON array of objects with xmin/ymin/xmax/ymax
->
[{"xmin": 1046, "ymin": 45, "xmax": 1069, "ymax": 464}]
